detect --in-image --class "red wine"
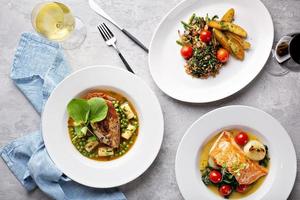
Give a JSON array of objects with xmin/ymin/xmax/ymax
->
[{"xmin": 289, "ymin": 34, "xmax": 300, "ymax": 64}]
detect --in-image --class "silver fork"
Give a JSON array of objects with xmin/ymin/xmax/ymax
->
[{"xmin": 97, "ymin": 23, "xmax": 134, "ymax": 73}]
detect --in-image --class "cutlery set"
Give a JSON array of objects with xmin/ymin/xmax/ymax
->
[{"xmin": 89, "ymin": 0, "xmax": 148, "ymax": 73}]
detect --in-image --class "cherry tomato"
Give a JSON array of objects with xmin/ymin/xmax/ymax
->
[
  {"xmin": 209, "ymin": 170, "xmax": 222, "ymax": 184},
  {"xmin": 180, "ymin": 46, "xmax": 193, "ymax": 59},
  {"xmin": 219, "ymin": 184, "xmax": 232, "ymax": 197},
  {"xmin": 236, "ymin": 184, "xmax": 249, "ymax": 193},
  {"xmin": 216, "ymin": 48, "xmax": 230, "ymax": 63},
  {"xmin": 235, "ymin": 132, "xmax": 249, "ymax": 146},
  {"xmin": 200, "ymin": 30, "xmax": 212, "ymax": 43}
]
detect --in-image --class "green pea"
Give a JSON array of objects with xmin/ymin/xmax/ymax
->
[
  {"xmin": 123, "ymin": 141, "xmax": 127, "ymax": 145},
  {"xmin": 122, "ymin": 150, "xmax": 125, "ymax": 154},
  {"xmin": 119, "ymin": 152, "xmax": 123, "ymax": 156},
  {"xmin": 129, "ymin": 141, "xmax": 133, "ymax": 144}
]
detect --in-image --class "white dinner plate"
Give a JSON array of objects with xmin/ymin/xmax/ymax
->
[
  {"xmin": 175, "ymin": 105, "xmax": 296, "ymax": 200},
  {"xmin": 149, "ymin": 0, "xmax": 274, "ymax": 103},
  {"xmin": 42, "ymin": 65, "xmax": 164, "ymax": 188}
]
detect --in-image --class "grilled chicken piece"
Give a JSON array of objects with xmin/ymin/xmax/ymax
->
[
  {"xmin": 209, "ymin": 131, "xmax": 268, "ymax": 185},
  {"xmin": 85, "ymin": 92, "xmax": 120, "ymax": 148}
]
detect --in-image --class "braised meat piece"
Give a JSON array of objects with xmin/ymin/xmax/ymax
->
[{"xmin": 85, "ymin": 92, "xmax": 120, "ymax": 148}]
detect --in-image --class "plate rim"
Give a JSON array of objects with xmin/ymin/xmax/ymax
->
[
  {"xmin": 42, "ymin": 65, "xmax": 164, "ymax": 188},
  {"xmin": 175, "ymin": 105, "xmax": 297, "ymax": 199},
  {"xmin": 148, "ymin": 0, "xmax": 274, "ymax": 103}
]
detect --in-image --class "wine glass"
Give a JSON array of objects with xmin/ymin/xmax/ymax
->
[
  {"xmin": 267, "ymin": 33, "xmax": 300, "ymax": 76},
  {"xmin": 31, "ymin": 1, "xmax": 87, "ymax": 49}
]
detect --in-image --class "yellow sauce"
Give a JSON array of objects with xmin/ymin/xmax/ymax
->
[{"xmin": 199, "ymin": 129, "xmax": 269, "ymax": 199}]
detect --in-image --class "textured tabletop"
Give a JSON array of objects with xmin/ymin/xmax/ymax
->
[{"xmin": 0, "ymin": 0, "xmax": 299, "ymax": 199}]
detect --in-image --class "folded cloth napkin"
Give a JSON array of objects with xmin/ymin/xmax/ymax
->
[{"xmin": 0, "ymin": 33, "xmax": 126, "ymax": 200}]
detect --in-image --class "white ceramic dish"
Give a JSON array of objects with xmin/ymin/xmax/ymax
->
[
  {"xmin": 149, "ymin": 0, "xmax": 274, "ymax": 103},
  {"xmin": 175, "ymin": 105, "xmax": 296, "ymax": 200},
  {"xmin": 42, "ymin": 65, "xmax": 164, "ymax": 188}
]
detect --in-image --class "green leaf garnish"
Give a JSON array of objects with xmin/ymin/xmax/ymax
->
[
  {"xmin": 67, "ymin": 99, "xmax": 90, "ymax": 125},
  {"xmin": 87, "ymin": 97, "xmax": 108, "ymax": 123}
]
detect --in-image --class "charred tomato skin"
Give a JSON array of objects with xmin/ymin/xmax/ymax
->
[
  {"xmin": 180, "ymin": 46, "xmax": 193, "ymax": 59},
  {"xmin": 235, "ymin": 131, "xmax": 249, "ymax": 146},
  {"xmin": 219, "ymin": 184, "xmax": 233, "ymax": 197},
  {"xmin": 209, "ymin": 170, "xmax": 222, "ymax": 184}
]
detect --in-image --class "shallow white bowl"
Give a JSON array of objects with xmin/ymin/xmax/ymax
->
[
  {"xmin": 149, "ymin": 0, "xmax": 274, "ymax": 103},
  {"xmin": 42, "ymin": 65, "xmax": 164, "ymax": 188},
  {"xmin": 175, "ymin": 105, "xmax": 296, "ymax": 200}
]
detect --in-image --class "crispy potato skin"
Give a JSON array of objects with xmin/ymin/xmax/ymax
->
[
  {"xmin": 213, "ymin": 29, "xmax": 231, "ymax": 52},
  {"xmin": 221, "ymin": 8, "xmax": 235, "ymax": 22},
  {"xmin": 208, "ymin": 21, "xmax": 247, "ymax": 38},
  {"xmin": 228, "ymin": 37, "xmax": 245, "ymax": 60},
  {"xmin": 225, "ymin": 32, "xmax": 251, "ymax": 50}
]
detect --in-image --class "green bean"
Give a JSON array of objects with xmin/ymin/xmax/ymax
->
[
  {"xmin": 181, "ymin": 21, "xmax": 191, "ymax": 30},
  {"xmin": 189, "ymin": 13, "xmax": 196, "ymax": 24},
  {"xmin": 176, "ymin": 40, "xmax": 183, "ymax": 46}
]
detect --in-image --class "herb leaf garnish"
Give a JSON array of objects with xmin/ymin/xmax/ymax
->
[
  {"xmin": 67, "ymin": 97, "xmax": 108, "ymax": 137},
  {"xmin": 87, "ymin": 97, "xmax": 108, "ymax": 123},
  {"xmin": 67, "ymin": 99, "xmax": 90, "ymax": 125}
]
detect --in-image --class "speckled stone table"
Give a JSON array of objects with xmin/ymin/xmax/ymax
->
[{"xmin": 0, "ymin": 0, "xmax": 299, "ymax": 199}]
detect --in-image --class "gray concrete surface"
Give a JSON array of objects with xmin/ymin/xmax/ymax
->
[{"xmin": 0, "ymin": 0, "xmax": 300, "ymax": 199}]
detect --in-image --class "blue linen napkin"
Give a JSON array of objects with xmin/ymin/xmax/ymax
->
[{"xmin": 0, "ymin": 33, "xmax": 126, "ymax": 200}]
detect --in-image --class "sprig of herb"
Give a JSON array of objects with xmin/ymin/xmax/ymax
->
[{"xmin": 67, "ymin": 97, "xmax": 108, "ymax": 138}]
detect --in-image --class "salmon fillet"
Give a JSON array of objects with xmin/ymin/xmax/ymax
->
[{"xmin": 209, "ymin": 131, "xmax": 268, "ymax": 185}]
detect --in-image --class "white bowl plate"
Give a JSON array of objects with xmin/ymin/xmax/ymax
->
[
  {"xmin": 42, "ymin": 66, "xmax": 164, "ymax": 188},
  {"xmin": 175, "ymin": 105, "xmax": 296, "ymax": 200},
  {"xmin": 149, "ymin": 0, "xmax": 274, "ymax": 103}
]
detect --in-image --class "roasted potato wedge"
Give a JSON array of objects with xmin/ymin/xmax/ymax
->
[
  {"xmin": 208, "ymin": 21, "xmax": 247, "ymax": 38},
  {"xmin": 213, "ymin": 29, "xmax": 231, "ymax": 52},
  {"xmin": 225, "ymin": 32, "xmax": 251, "ymax": 50},
  {"xmin": 228, "ymin": 37, "xmax": 245, "ymax": 60},
  {"xmin": 221, "ymin": 8, "xmax": 235, "ymax": 22}
]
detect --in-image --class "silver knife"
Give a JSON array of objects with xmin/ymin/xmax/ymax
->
[{"xmin": 89, "ymin": 0, "xmax": 149, "ymax": 53}]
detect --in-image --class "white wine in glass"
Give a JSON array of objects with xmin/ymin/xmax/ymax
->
[{"xmin": 32, "ymin": 2, "xmax": 86, "ymax": 49}]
